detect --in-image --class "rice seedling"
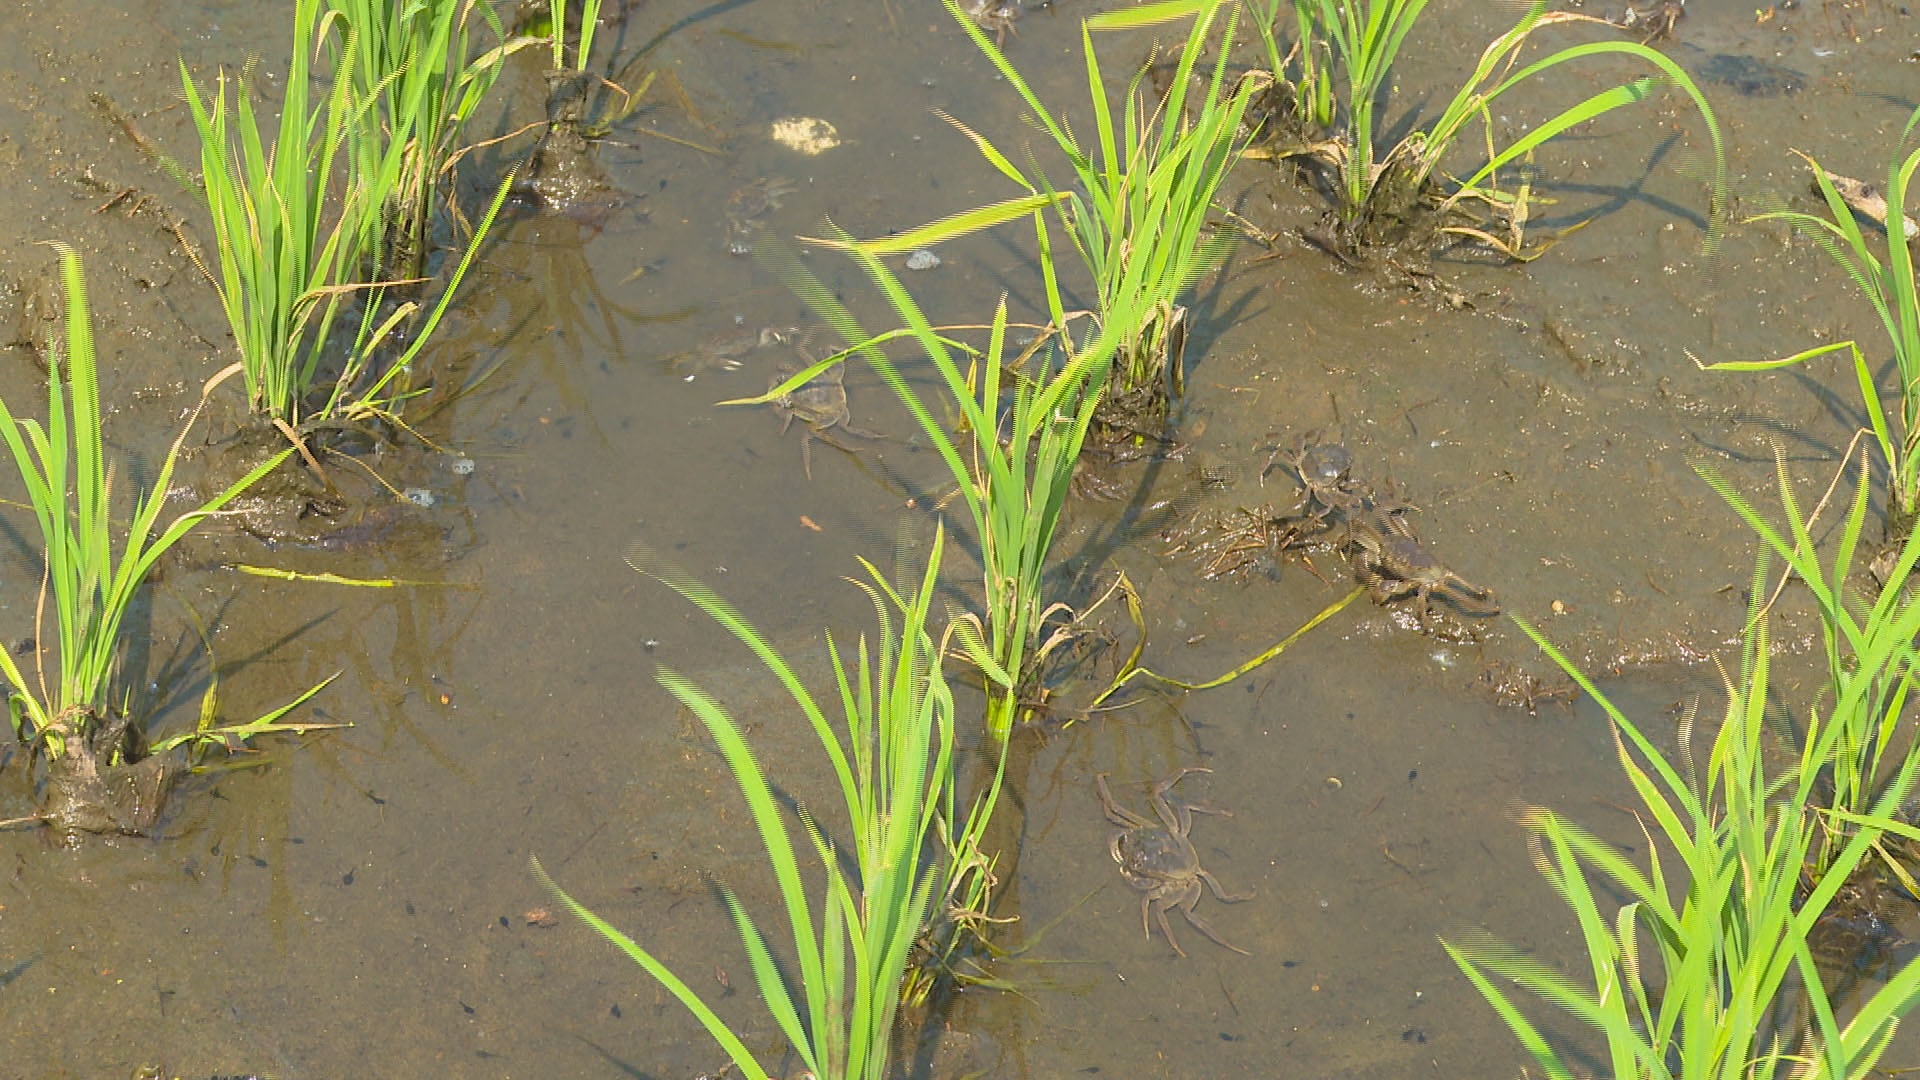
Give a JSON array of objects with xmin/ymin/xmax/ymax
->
[
  {"xmin": 321, "ymin": 0, "xmax": 516, "ymax": 280},
  {"xmin": 1450, "ymin": 444, "xmax": 1920, "ymax": 1077},
  {"xmin": 849, "ymin": 0, "xmax": 1260, "ymax": 443},
  {"xmin": 0, "ymin": 246, "xmax": 292, "ymax": 835},
  {"xmin": 183, "ymin": 0, "xmax": 518, "ymax": 428},
  {"xmin": 533, "ymin": 529, "xmax": 971, "ymax": 1080},
  {"xmin": 1698, "ymin": 105, "xmax": 1920, "ymax": 540},
  {"xmin": 1254, "ymin": 0, "xmax": 1725, "ymax": 251},
  {"xmin": 1448, "ymin": 594, "xmax": 1920, "ymax": 1080},
  {"xmin": 1698, "ymin": 442, "xmax": 1920, "ymax": 883},
  {"xmin": 181, "ymin": 0, "xmax": 368, "ymax": 426},
  {"xmin": 743, "ymin": 235, "xmax": 1152, "ymax": 740},
  {"xmin": 540, "ymin": 0, "xmax": 605, "ymax": 71}
]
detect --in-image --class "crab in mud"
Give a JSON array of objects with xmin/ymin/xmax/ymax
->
[
  {"xmin": 722, "ymin": 177, "xmax": 797, "ymax": 255},
  {"xmin": 1263, "ymin": 433, "xmax": 1365, "ymax": 529},
  {"xmin": 962, "ymin": 0, "xmax": 1019, "ymax": 44},
  {"xmin": 1613, "ymin": 0, "xmax": 1682, "ymax": 43},
  {"xmin": 769, "ymin": 360, "xmax": 882, "ymax": 478},
  {"xmin": 1096, "ymin": 768, "xmax": 1252, "ymax": 958},
  {"xmin": 1345, "ymin": 508, "xmax": 1499, "ymax": 623}
]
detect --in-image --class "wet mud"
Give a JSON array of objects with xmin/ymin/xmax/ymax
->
[{"xmin": 0, "ymin": 0, "xmax": 1916, "ymax": 1076}]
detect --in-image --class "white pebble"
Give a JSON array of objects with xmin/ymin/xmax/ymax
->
[
  {"xmin": 905, "ymin": 249, "xmax": 941, "ymax": 271},
  {"xmin": 449, "ymin": 456, "xmax": 476, "ymax": 476}
]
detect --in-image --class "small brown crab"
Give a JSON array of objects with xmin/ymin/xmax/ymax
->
[
  {"xmin": 1096, "ymin": 768, "xmax": 1252, "ymax": 957},
  {"xmin": 769, "ymin": 361, "xmax": 882, "ymax": 479},
  {"xmin": 1346, "ymin": 509, "xmax": 1499, "ymax": 622},
  {"xmin": 669, "ymin": 324, "xmax": 798, "ymax": 381},
  {"xmin": 1264, "ymin": 434, "xmax": 1365, "ymax": 528},
  {"xmin": 723, "ymin": 177, "xmax": 798, "ymax": 256},
  {"xmin": 1614, "ymin": 0, "xmax": 1683, "ymax": 43},
  {"xmin": 962, "ymin": 0, "xmax": 1019, "ymax": 45}
]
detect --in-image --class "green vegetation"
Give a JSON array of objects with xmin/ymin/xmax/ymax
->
[
  {"xmin": 0, "ymin": 247, "xmax": 291, "ymax": 830},
  {"xmin": 1450, "ymin": 598, "xmax": 1920, "ymax": 1079},
  {"xmin": 543, "ymin": 0, "xmax": 604, "ymax": 70},
  {"xmin": 1698, "ymin": 446, "xmax": 1920, "ymax": 883},
  {"xmin": 746, "ymin": 240, "xmax": 1150, "ymax": 740},
  {"xmin": 534, "ymin": 531, "xmax": 972, "ymax": 1080},
  {"xmin": 855, "ymin": 0, "xmax": 1258, "ymax": 439},
  {"xmin": 1257, "ymin": 0, "xmax": 1725, "ymax": 250},
  {"xmin": 183, "ymin": 0, "xmax": 515, "ymax": 427},
  {"xmin": 181, "ymin": 0, "xmax": 363, "ymax": 425},
  {"xmin": 1452, "ymin": 450, "xmax": 1920, "ymax": 1077},
  {"xmin": 321, "ymin": 0, "xmax": 515, "ymax": 280},
  {"xmin": 1702, "ymin": 106, "xmax": 1920, "ymax": 538}
]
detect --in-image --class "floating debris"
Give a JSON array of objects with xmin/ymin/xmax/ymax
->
[
  {"xmin": 403, "ymin": 487, "xmax": 437, "ymax": 508},
  {"xmin": 770, "ymin": 116, "xmax": 840, "ymax": 155},
  {"xmin": 905, "ymin": 248, "xmax": 941, "ymax": 271}
]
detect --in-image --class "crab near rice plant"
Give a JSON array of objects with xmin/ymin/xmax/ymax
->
[
  {"xmin": 534, "ymin": 530, "xmax": 973, "ymax": 1080},
  {"xmin": 0, "ymin": 247, "xmax": 291, "ymax": 835},
  {"xmin": 1449, "ymin": 590, "xmax": 1920, "ymax": 1080},
  {"xmin": 1255, "ymin": 0, "xmax": 1725, "ymax": 252},
  {"xmin": 1700, "ymin": 105, "xmax": 1920, "ymax": 541},
  {"xmin": 853, "ymin": 0, "xmax": 1260, "ymax": 444}
]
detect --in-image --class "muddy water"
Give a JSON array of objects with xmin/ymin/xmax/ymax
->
[{"xmin": 0, "ymin": 0, "xmax": 1915, "ymax": 1076}]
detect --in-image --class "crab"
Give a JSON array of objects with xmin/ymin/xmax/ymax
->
[
  {"xmin": 668, "ymin": 324, "xmax": 798, "ymax": 382},
  {"xmin": 722, "ymin": 177, "xmax": 798, "ymax": 256},
  {"xmin": 1614, "ymin": 0, "xmax": 1683, "ymax": 43},
  {"xmin": 962, "ymin": 0, "xmax": 1019, "ymax": 45},
  {"xmin": 1345, "ymin": 509, "xmax": 1499, "ymax": 622},
  {"xmin": 1096, "ymin": 768, "xmax": 1252, "ymax": 957},
  {"xmin": 1263, "ymin": 433, "xmax": 1366, "ymax": 529},
  {"xmin": 768, "ymin": 360, "xmax": 882, "ymax": 479}
]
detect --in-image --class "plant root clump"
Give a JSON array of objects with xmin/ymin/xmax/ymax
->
[
  {"xmin": 521, "ymin": 69, "xmax": 615, "ymax": 212},
  {"xmin": 178, "ymin": 416, "xmax": 478, "ymax": 564},
  {"xmin": 35, "ymin": 707, "xmax": 180, "ymax": 839}
]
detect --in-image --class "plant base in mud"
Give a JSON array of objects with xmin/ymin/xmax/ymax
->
[
  {"xmin": 34, "ymin": 709, "xmax": 180, "ymax": 837},
  {"xmin": 521, "ymin": 69, "xmax": 612, "ymax": 210},
  {"xmin": 1090, "ymin": 382, "xmax": 1173, "ymax": 457}
]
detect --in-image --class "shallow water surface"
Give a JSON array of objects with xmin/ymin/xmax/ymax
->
[{"xmin": 0, "ymin": 0, "xmax": 1917, "ymax": 1076}]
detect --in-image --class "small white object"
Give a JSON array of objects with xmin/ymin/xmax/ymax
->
[
  {"xmin": 769, "ymin": 117, "xmax": 840, "ymax": 155},
  {"xmin": 403, "ymin": 487, "xmax": 436, "ymax": 508},
  {"xmin": 905, "ymin": 249, "xmax": 941, "ymax": 271},
  {"xmin": 449, "ymin": 456, "xmax": 476, "ymax": 476}
]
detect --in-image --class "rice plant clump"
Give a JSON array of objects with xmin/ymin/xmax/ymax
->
[
  {"xmin": 181, "ymin": 0, "xmax": 367, "ymax": 425},
  {"xmin": 850, "ymin": 0, "xmax": 1260, "ymax": 447},
  {"xmin": 0, "ymin": 247, "xmax": 289, "ymax": 838},
  {"xmin": 322, "ymin": 0, "xmax": 515, "ymax": 280},
  {"xmin": 1255, "ymin": 0, "xmax": 1724, "ymax": 254},
  {"xmin": 1451, "ymin": 450, "xmax": 1920, "ymax": 1078},
  {"xmin": 183, "ymin": 0, "xmax": 516, "ymax": 427},
  {"xmin": 535, "ymin": 531, "xmax": 979, "ymax": 1080},
  {"xmin": 1451, "ymin": 599, "xmax": 1920, "ymax": 1079}
]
